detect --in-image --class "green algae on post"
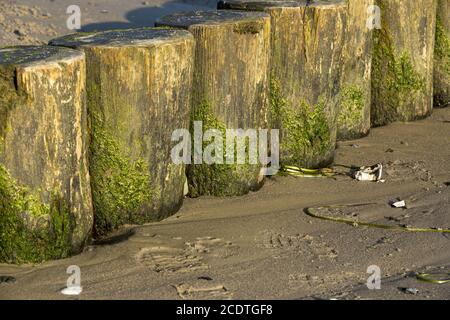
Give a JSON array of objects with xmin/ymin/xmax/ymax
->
[
  {"xmin": 434, "ymin": 0, "xmax": 450, "ymax": 107},
  {"xmin": 0, "ymin": 165, "xmax": 72, "ymax": 264},
  {"xmin": 50, "ymin": 28, "xmax": 195, "ymax": 236},
  {"xmin": 187, "ymin": 101, "xmax": 262, "ymax": 197},
  {"xmin": 337, "ymin": 85, "xmax": 366, "ymax": 140},
  {"xmin": 337, "ymin": 0, "xmax": 373, "ymax": 140},
  {"xmin": 156, "ymin": 11, "xmax": 270, "ymax": 197},
  {"xmin": 270, "ymin": 78, "xmax": 331, "ymax": 167},
  {"xmin": 371, "ymin": 0, "xmax": 436, "ymax": 126},
  {"xmin": 218, "ymin": 1, "xmax": 347, "ymax": 168},
  {"xmin": 0, "ymin": 45, "xmax": 92, "ymax": 263}
]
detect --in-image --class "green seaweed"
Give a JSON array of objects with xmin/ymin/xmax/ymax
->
[
  {"xmin": 87, "ymin": 81, "xmax": 153, "ymax": 236},
  {"xmin": 270, "ymin": 77, "xmax": 331, "ymax": 167},
  {"xmin": 0, "ymin": 65, "xmax": 72, "ymax": 264},
  {"xmin": 435, "ymin": 15, "xmax": 450, "ymax": 62},
  {"xmin": 0, "ymin": 164, "xmax": 72, "ymax": 264},
  {"xmin": 337, "ymin": 85, "xmax": 365, "ymax": 137},
  {"xmin": 187, "ymin": 101, "xmax": 260, "ymax": 197},
  {"xmin": 434, "ymin": 14, "xmax": 450, "ymax": 107},
  {"xmin": 371, "ymin": 15, "xmax": 425, "ymax": 126}
]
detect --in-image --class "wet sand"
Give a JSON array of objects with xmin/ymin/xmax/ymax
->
[
  {"xmin": 1, "ymin": 107, "xmax": 449, "ymax": 300},
  {"xmin": 1, "ymin": 0, "xmax": 449, "ymax": 300}
]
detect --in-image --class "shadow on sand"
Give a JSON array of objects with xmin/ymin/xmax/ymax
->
[{"xmin": 81, "ymin": 0, "xmax": 218, "ymax": 32}]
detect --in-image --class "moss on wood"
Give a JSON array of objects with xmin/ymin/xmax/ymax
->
[
  {"xmin": 0, "ymin": 46, "xmax": 92, "ymax": 264},
  {"xmin": 270, "ymin": 77, "xmax": 331, "ymax": 168},
  {"xmin": 0, "ymin": 164, "xmax": 72, "ymax": 264},
  {"xmin": 434, "ymin": 11, "xmax": 450, "ymax": 107},
  {"xmin": 371, "ymin": 24, "xmax": 425, "ymax": 126},
  {"xmin": 337, "ymin": 85, "xmax": 366, "ymax": 139},
  {"xmin": 86, "ymin": 80, "xmax": 154, "ymax": 236},
  {"xmin": 187, "ymin": 101, "xmax": 261, "ymax": 197}
]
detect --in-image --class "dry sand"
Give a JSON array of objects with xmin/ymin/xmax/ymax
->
[{"xmin": 1, "ymin": 0, "xmax": 449, "ymax": 300}]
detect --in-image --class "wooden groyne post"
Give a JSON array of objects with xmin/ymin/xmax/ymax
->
[
  {"xmin": 50, "ymin": 29, "xmax": 195, "ymax": 236},
  {"xmin": 219, "ymin": 1, "xmax": 348, "ymax": 168},
  {"xmin": 157, "ymin": 11, "xmax": 271, "ymax": 197},
  {"xmin": 371, "ymin": 0, "xmax": 437, "ymax": 126},
  {"xmin": 0, "ymin": 46, "xmax": 92, "ymax": 263}
]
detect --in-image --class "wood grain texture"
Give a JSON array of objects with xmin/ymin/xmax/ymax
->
[
  {"xmin": 51, "ymin": 28, "xmax": 195, "ymax": 236},
  {"xmin": 0, "ymin": 46, "xmax": 92, "ymax": 263},
  {"xmin": 371, "ymin": 0, "xmax": 437, "ymax": 126},
  {"xmin": 157, "ymin": 11, "xmax": 271, "ymax": 197},
  {"xmin": 337, "ymin": 0, "xmax": 373, "ymax": 140},
  {"xmin": 434, "ymin": 0, "xmax": 450, "ymax": 107},
  {"xmin": 219, "ymin": 1, "xmax": 347, "ymax": 168}
]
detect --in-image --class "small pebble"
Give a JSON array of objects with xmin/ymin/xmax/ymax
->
[
  {"xmin": 0, "ymin": 276, "xmax": 16, "ymax": 284},
  {"xmin": 13, "ymin": 29, "xmax": 26, "ymax": 36}
]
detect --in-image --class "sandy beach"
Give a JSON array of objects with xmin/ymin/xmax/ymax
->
[
  {"xmin": 0, "ymin": 0, "xmax": 449, "ymax": 300},
  {"xmin": 1, "ymin": 105, "xmax": 449, "ymax": 300}
]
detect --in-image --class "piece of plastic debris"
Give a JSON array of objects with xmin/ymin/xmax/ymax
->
[
  {"xmin": 402, "ymin": 288, "xmax": 419, "ymax": 295},
  {"xmin": 391, "ymin": 200, "xmax": 406, "ymax": 208},
  {"xmin": 61, "ymin": 285, "xmax": 82, "ymax": 296},
  {"xmin": 353, "ymin": 164, "xmax": 383, "ymax": 182}
]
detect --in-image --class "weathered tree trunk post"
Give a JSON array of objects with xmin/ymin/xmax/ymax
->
[
  {"xmin": 50, "ymin": 29, "xmax": 195, "ymax": 236},
  {"xmin": 156, "ymin": 11, "xmax": 271, "ymax": 197},
  {"xmin": 0, "ymin": 46, "xmax": 92, "ymax": 263},
  {"xmin": 371, "ymin": 0, "xmax": 437, "ymax": 126},
  {"xmin": 337, "ymin": 0, "xmax": 373, "ymax": 140},
  {"xmin": 434, "ymin": 0, "xmax": 450, "ymax": 107},
  {"xmin": 219, "ymin": 1, "xmax": 348, "ymax": 168}
]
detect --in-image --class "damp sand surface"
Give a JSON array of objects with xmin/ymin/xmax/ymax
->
[
  {"xmin": 1, "ymin": 107, "xmax": 450, "ymax": 300},
  {"xmin": 1, "ymin": 0, "xmax": 450, "ymax": 300}
]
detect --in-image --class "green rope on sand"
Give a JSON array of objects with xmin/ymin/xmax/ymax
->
[
  {"xmin": 416, "ymin": 273, "xmax": 450, "ymax": 284},
  {"xmin": 304, "ymin": 203, "xmax": 450, "ymax": 233},
  {"xmin": 280, "ymin": 165, "xmax": 335, "ymax": 178}
]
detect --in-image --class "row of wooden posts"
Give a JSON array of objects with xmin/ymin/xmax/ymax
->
[{"xmin": 0, "ymin": 0, "xmax": 449, "ymax": 263}]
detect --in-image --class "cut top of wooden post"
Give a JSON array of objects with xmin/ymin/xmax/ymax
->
[
  {"xmin": 0, "ymin": 45, "xmax": 83, "ymax": 67},
  {"xmin": 155, "ymin": 10, "xmax": 270, "ymax": 29},
  {"xmin": 49, "ymin": 28, "xmax": 194, "ymax": 48},
  {"xmin": 218, "ymin": 0, "xmax": 345, "ymax": 10}
]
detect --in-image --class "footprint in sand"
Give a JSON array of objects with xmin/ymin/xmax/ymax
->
[
  {"xmin": 135, "ymin": 246, "xmax": 208, "ymax": 273},
  {"xmin": 135, "ymin": 236, "xmax": 238, "ymax": 273},
  {"xmin": 288, "ymin": 271, "xmax": 363, "ymax": 290},
  {"xmin": 174, "ymin": 278, "xmax": 233, "ymax": 300},
  {"xmin": 258, "ymin": 230, "xmax": 338, "ymax": 260},
  {"xmin": 185, "ymin": 237, "xmax": 238, "ymax": 259}
]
